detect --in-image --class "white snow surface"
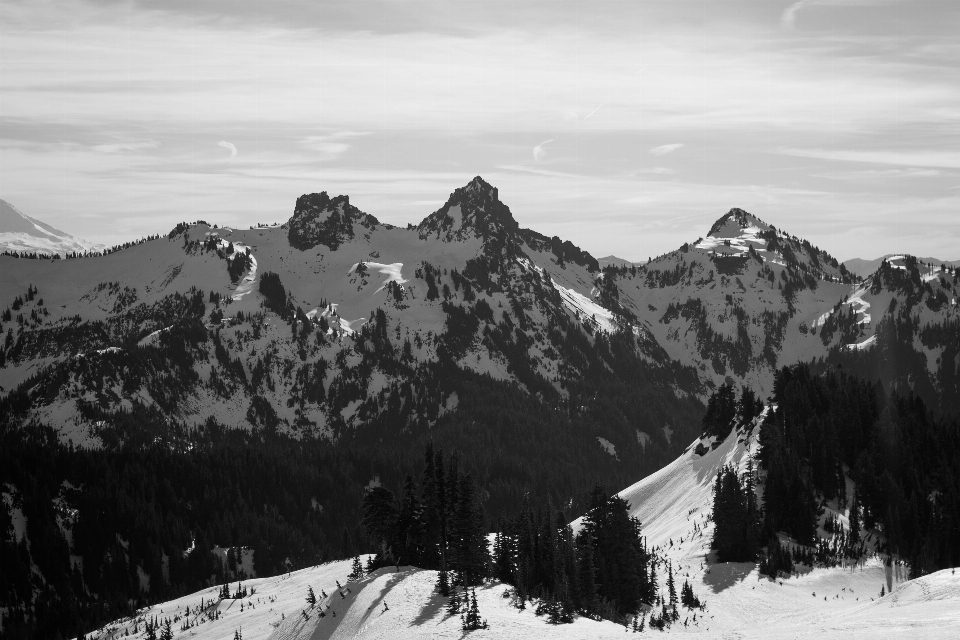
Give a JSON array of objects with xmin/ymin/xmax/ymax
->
[
  {"xmin": 348, "ymin": 261, "xmax": 407, "ymax": 293},
  {"xmin": 695, "ymin": 225, "xmax": 766, "ymax": 256},
  {"xmin": 555, "ymin": 283, "xmax": 617, "ymax": 333},
  {"xmin": 846, "ymin": 334, "xmax": 877, "ymax": 351}
]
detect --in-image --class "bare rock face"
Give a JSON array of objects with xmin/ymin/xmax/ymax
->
[{"xmin": 287, "ymin": 192, "xmax": 381, "ymax": 251}]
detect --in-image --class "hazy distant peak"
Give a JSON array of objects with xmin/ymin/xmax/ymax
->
[
  {"xmin": 843, "ymin": 254, "xmax": 960, "ymax": 279},
  {"xmin": 0, "ymin": 199, "xmax": 102, "ymax": 255}
]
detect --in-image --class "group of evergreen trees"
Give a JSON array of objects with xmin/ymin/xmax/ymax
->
[
  {"xmin": 762, "ymin": 364, "xmax": 960, "ymax": 576},
  {"xmin": 711, "ymin": 363, "xmax": 960, "ymax": 580},
  {"xmin": 492, "ymin": 486, "xmax": 657, "ymax": 622},
  {"xmin": 360, "ymin": 444, "xmax": 488, "ymax": 586},
  {"xmin": 357, "ymin": 445, "xmax": 660, "ymax": 626},
  {"xmin": 711, "ymin": 463, "xmax": 760, "ymax": 562}
]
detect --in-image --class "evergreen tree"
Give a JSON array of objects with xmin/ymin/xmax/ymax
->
[
  {"xmin": 453, "ymin": 475, "xmax": 487, "ymax": 586},
  {"xmin": 436, "ymin": 562, "xmax": 450, "ymax": 597},
  {"xmin": 711, "ymin": 465, "xmax": 760, "ymax": 562},
  {"xmin": 576, "ymin": 530, "xmax": 600, "ymax": 615},
  {"xmin": 348, "ymin": 555, "xmax": 365, "ymax": 582},
  {"xmin": 306, "ymin": 586, "xmax": 317, "ymax": 607},
  {"xmin": 667, "ymin": 560, "xmax": 678, "ymax": 620}
]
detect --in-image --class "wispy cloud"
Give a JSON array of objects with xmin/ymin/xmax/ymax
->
[
  {"xmin": 533, "ymin": 139, "xmax": 554, "ymax": 162},
  {"xmin": 299, "ymin": 132, "xmax": 369, "ymax": 160},
  {"xmin": 781, "ymin": 0, "xmax": 813, "ymax": 29},
  {"xmin": 779, "ymin": 148, "xmax": 960, "ymax": 169},
  {"xmin": 92, "ymin": 140, "xmax": 159, "ymax": 153},
  {"xmin": 649, "ymin": 143, "xmax": 684, "ymax": 157},
  {"xmin": 218, "ymin": 141, "xmax": 237, "ymax": 158},
  {"xmin": 817, "ymin": 167, "xmax": 945, "ymax": 180}
]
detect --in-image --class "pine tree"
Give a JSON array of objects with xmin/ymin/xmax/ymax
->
[
  {"xmin": 462, "ymin": 588, "xmax": 485, "ymax": 630},
  {"xmin": 576, "ymin": 530, "xmax": 600, "ymax": 615},
  {"xmin": 667, "ymin": 561, "xmax": 679, "ymax": 621},
  {"xmin": 348, "ymin": 555, "xmax": 365, "ymax": 582},
  {"xmin": 453, "ymin": 474, "xmax": 487, "ymax": 586},
  {"xmin": 447, "ymin": 588, "xmax": 461, "ymax": 615},
  {"xmin": 306, "ymin": 586, "xmax": 317, "ymax": 607},
  {"xmin": 160, "ymin": 620, "xmax": 173, "ymax": 640},
  {"xmin": 436, "ymin": 561, "xmax": 450, "ymax": 597}
]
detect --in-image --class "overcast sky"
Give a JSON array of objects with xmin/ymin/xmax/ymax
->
[{"xmin": 2, "ymin": 0, "xmax": 958, "ymax": 261}]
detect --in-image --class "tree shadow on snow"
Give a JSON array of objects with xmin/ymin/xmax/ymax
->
[
  {"xmin": 702, "ymin": 559, "xmax": 755, "ymax": 593},
  {"xmin": 409, "ymin": 584, "xmax": 450, "ymax": 627}
]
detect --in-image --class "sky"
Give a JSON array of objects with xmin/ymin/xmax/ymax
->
[{"xmin": 1, "ymin": 0, "xmax": 958, "ymax": 261}]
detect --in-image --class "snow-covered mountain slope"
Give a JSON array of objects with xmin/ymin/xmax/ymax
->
[
  {"xmin": 0, "ymin": 199, "xmax": 103, "ymax": 256},
  {"xmin": 79, "ymin": 421, "xmax": 960, "ymax": 640},
  {"xmin": 0, "ymin": 176, "xmax": 699, "ymax": 444},
  {"xmin": 4, "ymin": 180, "xmax": 956, "ymax": 437},
  {"xmin": 602, "ymin": 422, "xmax": 960, "ymax": 639},
  {"xmin": 844, "ymin": 254, "xmax": 960, "ymax": 279}
]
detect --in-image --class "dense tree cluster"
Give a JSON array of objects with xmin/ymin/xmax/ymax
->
[
  {"xmin": 493, "ymin": 486, "xmax": 656, "ymax": 622},
  {"xmin": 701, "ymin": 383, "xmax": 763, "ymax": 440},
  {"xmin": 758, "ymin": 364, "xmax": 960, "ymax": 576},
  {"xmin": 361, "ymin": 444, "xmax": 488, "ymax": 587},
  {"xmin": 711, "ymin": 463, "xmax": 760, "ymax": 562}
]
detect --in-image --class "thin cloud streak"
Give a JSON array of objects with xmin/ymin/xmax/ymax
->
[
  {"xmin": 649, "ymin": 143, "xmax": 684, "ymax": 156},
  {"xmin": 218, "ymin": 141, "xmax": 237, "ymax": 158}
]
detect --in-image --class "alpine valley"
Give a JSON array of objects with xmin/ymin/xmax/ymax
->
[{"xmin": 1, "ymin": 177, "xmax": 959, "ymax": 639}]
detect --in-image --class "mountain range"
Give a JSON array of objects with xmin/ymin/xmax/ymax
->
[{"xmin": 1, "ymin": 177, "xmax": 958, "ymax": 638}]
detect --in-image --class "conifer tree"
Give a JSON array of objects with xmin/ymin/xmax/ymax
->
[
  {"xmin": 436, "ymin": 563, "xmax": 450, "ymax": 597},
  {"xmin": 576, "ymin": 530, "xmax": 600, "ymax": 615},
  {"xmin": 348, "ymin": 555, "xmax": 365, "ymax": 582},
  {"xmin": 667, "ymin": 560, "xmax": 678, "ymax": 620},
  {"xmin": 306, "ymin": 586, "xmax": 317, "ymax": 607}
]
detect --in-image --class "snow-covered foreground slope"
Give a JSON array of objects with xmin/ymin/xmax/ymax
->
[
  {"xmin": 610, "ymin": 424, "xmax": 960, "ymax": 639},
  {"xmin": 81, "ymin": 423, "xmax": 960, "ymax": 640}
]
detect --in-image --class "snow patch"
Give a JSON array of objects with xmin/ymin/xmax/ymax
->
[
  {"xmin": 661, "ymin": 424, "xmax": 673, "ymax": 444},
  {"xmin": 636, "ymin": 430, "xmax": 651, "ymax": 449},
  {"xmin": 555, "ymin": 283, "xmax": 617, "ymax": 333},
  {"xmin": 597, "ymin": 437, "xmax": 618, "ymax": 459},
  {"xmin": 348, "ymin": 261, "xmax": 407, "ymax": 294}
]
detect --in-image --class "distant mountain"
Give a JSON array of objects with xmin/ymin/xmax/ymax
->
[
  {"xmin": 0, "ymin": 199, "xmax": 103, "ymax": 255},
  {"xmin": 843, "ymin": 254, "xmax": 960, "ymax": 278},
  {"xmin": 598, "ymin": 254, "xmax": 637, "ymax": 268}
]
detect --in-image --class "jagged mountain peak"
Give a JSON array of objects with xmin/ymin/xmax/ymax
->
[
  {"xmin": 417, "ymin": 176, "xmax": 518, "ymax": 242},
  {"xmin": 287, "ymin": 191, "xmax": 382, "ymax": 251},
  {"xmin": 687, "ymin": 207, "xmax": 851, "ymax": 284}
]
